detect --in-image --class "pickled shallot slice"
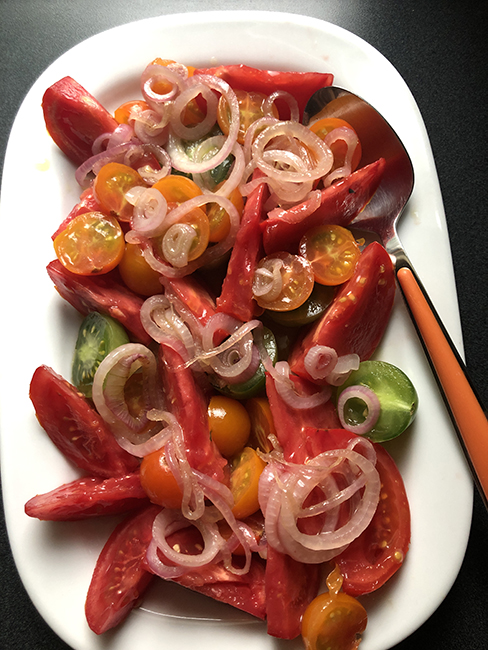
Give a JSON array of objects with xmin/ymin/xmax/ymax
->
[{"xmin": 337, "ymin": 385, "xmax": 381, "ymax": 435}]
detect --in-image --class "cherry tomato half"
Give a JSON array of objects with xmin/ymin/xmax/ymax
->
[
  {"xmin": 160, "ymin": 206, "xmax": 210, "ymax": 264},
  {"xmin": 94, "ymin": 162, "xmax": 144, "ymax": 221},
  {"xmin": 118, "ymin": 242, "xmax": 163, "ymax": 296},
  {"xmin": 114, "ymin": 99, "xmax": 151, "ymax": 125},
  {"xmin": 253, "ymin": 251, "xmax": 315, "ymax": 311},
  {"xmin": 140, "ymin": 447, "xmax": 183, "ymax": 510},
  {"xmin": 208, "ymin": 395, "xmax": 251, "ymax": 458},
  {"xmin": 53, "ymin": 211, "xmax": 125, "ymax": 276},
  {"xmin": 207, "ymin": 183, "xmax": 244, "ymax": 243},
  {"xmin": 299, "ymin": 224, "xmax": 361, "ymax": 286},
  {"xmin": 217, "ymin": 89, "xmax": 279, "ymax": 144},
  {"xmin": 152, "ymin": 175, "xmax": 202, "ymax": 205},
  {"xmin": 230, "ymin": 447, "xmax": 266, "ymax": 520},
  {"xmin": 309, "ymin": 117, "xmax": 362, "ymax": 171},
  {"xmin": 245, "ymin": 396, "xmax": 276, "ymax": 453}
]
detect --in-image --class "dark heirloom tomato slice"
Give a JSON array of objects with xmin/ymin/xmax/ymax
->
[
  {"xmin": 42, "ymin": 76, "xmax": 118, "ymax": 165},
  {"xmin": 158, "ymin": 338, "xmax": 228, "ymax": 484},
  {"xmin": 85, "ymin": 504, "xmax": 161, "ymax": 634},
  {"xmin": 265, "ymin": 545, "xmax": 322, "ymax": 639},
  {"xmin": 46, "ymin": 259, "xmax": 151, "ymax": 345},
  {"xmin": 216, "ymin": 170, "xmax": 268, "ymax": 323},
  {"xmin": 262, "ymin": 158, "xmax": 385, "ymax": 255},
  {"xmin": 25, "ymin": 473, "xmax": 148, "ymax": 521},
  {"xmin": 288, "ymin": 242, "xmax": 396, "ymax": 382},
  {"xmin": 336, "ymin": 443, "xmax": 411, "ymax": 596},
  {"xmin": 194, "ymin": 64, "xmax": 334, "ymax": 121},
  {"xmin": 29, "ymin": 365, "xmax": 139, "ymax": 478}
]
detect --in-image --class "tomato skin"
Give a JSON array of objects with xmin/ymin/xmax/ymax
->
[
  {"xmin": 336, "ymin": 443, "xmax": 411, "ymax": 595},
  {"xmin": 85, "ymin": 504, "xmax": 160, "ymax": 634},
  {"xmin": 262, "ymin": 158, "xmax": 385, "ymax": 255},
  {"xmin": 230, "ymin": 447, "xmax": 266, "ymax": 520},
  {"xmin": 216, "ymin": 170, "xmax": 268, "ymax": 322},
  {"xmin": 194, "ymin": 64, "xmax": 333, "ymax": 121},
  {"xmin": 42, "ymin": 76, "xmax": 118, "ymax": 165},
  {"xmin": 118, "ymin": 242, "xmax": 163, "ymax": 296},
  {"xmin": 94, "ymin": 162, "xmax": 144, "ymax": 221},
  {"xmin": 24, "ymin": 473, "xmax": 148, "ymax": 521},
  {"xmin": 140, "ymin": 448, "xmax": 183, "ymax": 509},
  {"xmin": 288, "ymin": 242, "xmax": 396, "ymax": 383},
  {"xmin": 47, "ymin": 259, "xmax": 152, "ymax": 345},
  {"xmin": 208, "ymin": 395, "xmax": 251, "ymax": 458},
  {"xmin": 29, "ymin": 365, "xmax": 140, "ymax": 478},
  {"xmin": 159, "ymin": 274, "xmax": 217, "ymax": 327},
  {"xmin": 265, "ymin": 545, "xmax": 322, "ymax": 639}
]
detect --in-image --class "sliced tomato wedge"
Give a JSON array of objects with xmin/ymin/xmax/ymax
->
[
  {"xmin": 46, "ymin": 259, "xmax": 151, "ymax": 345},
  {"xmin": 29, "ymin": 365, "xmax": 139, "ymax": 478},
  {"xmin": 288, "ymin": 242, "xmax": 396, "ymax": 381},
  {"xmin": 85, "ymin": 504, "xmax": 161, "ymax": 634},
  {"xmin": 336, "ymin": 443, "xmax": 411, "ymax": 595},
  {"xmin": 262, "ymin": 158, "xmax": 385, "ymax": 255},
  {"xmin": 42, "ymin": 76, "xmax": 118, "ymax": 165},
  {"xmin": 25, "ymin": 473, "xmax": 148, "ymax": 521}
]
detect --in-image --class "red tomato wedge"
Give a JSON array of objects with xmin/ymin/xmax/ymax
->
[
  {"xmin": 336, "ymin": 443, "xmax": 411, "ymax": 595},
  {"xmin": 216, "ymin": 170, "xmax": 268, "ymax": 322},
  {"xmin": 158, "ymin": 338, "xmax": 228, "ymax": 484},
  {"xmin": 29, "ymin": 365, "xmax": 139, "ymax": 478},
  {"xmin": 42, "ymin": 76, "xmax": 118, "ymax": 165},
  {"xmin": 24, "ymin": 473, "xmax": 148, "ymax": 521},
  {"xmin": 85, "ymin": 504, "xmax": 161, "ymax": 634},
  {"xmin": 46, "ymin": 259, "xmax": 151, "ymax": 345},
  {"xmin": 194, "ymin": 64, "xmax": 333, "ymax": 120},
  {"xmin": 288, "ymin": 241, "xmax": 396, "ymax": 381},
  {"xmin": 160, "ymin": 274, "xmax": 218, "ymax": 327},
  {"xmin": 265, "ymin": 545, "xmax": 322, "ymax": 639},
  {"xmin": 262, "ymin": 158, "xmax": 385, "ymax": 255}
]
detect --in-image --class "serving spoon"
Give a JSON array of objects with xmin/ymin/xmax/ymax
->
[{"xmin": 303, "ymin": 86, "xmax": 488, "ymax": 510}]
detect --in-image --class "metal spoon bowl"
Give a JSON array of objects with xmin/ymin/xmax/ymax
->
[{"xmin": 304, "ymin": 86, "xmax": 488, "ymax": 509}]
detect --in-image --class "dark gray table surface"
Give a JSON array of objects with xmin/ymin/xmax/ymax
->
[{"xmin": 1, "ymin": 1, "xmax": 487, "ymax": 648}]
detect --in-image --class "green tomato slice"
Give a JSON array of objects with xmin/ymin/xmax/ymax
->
[
  {"xmin": 212, "ymin": 327, "xmax": 278, "ymax": 400},
  {"xmin": 72, "ymin": 312, "xmax": 130, "ymax": 398},
  {"xmin": 336, "ymin": 360, "xmax": 418, "ymax": 442},
  {"xmin": 266, "ymin": 283, "xmax": 335, "ymax": 328}
]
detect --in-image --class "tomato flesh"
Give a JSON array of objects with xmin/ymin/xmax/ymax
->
[
  {"xmin": 299, "ymin": 224, "xmax": 361, "ymax": 286},
  {"xmin": 253, "ymin": 252, "xmax": 315, "ymax": 311}
]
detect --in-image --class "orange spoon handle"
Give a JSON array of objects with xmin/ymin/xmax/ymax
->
[{"xmin": 397, "ymin": 266, "xmax": 488, "ymax": 508}]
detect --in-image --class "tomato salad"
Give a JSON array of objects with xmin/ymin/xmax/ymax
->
[{"xmin": 26, "ymin": 60, "xmax": 417, "ymax": 649}]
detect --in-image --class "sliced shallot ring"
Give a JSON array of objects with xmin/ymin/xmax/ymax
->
[
  {"xmin": 141, "ymin": 63, "xmax": 186, "ymax": 113},
  {"xmin": 326, "ymin": 353, "xmax": 360, "ymax": 386},
  {"xmin": 269, "ymin": 361, "xmax": 331, "ymax": 410},
  {"xmin": 170, "ymin": 81, "xmax": 218, "ymax": 141},
  {"xmin": 264, "ymin": 90, "xmax": 300, "ymax": 122},
  {"xmin": 304, "ymin": 345, "xmax": 338, "ymax": 380},
  {"xmin": 337, "ymin": 384, "xmax": 381, "ymax": 435},
  {"xmin": 129, "ymin": 186, "xmax": 169, "ymax": 237}
]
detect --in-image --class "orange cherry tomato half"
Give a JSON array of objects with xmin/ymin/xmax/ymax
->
[
  {"xmin": 253, "ymin": 252, "xmax": 315, "ymax": 311},
  {"xmin": 53, "ymin": 211, "xmax": 124, "ymax": 276},
  {"xmin": 160, "ymin": 206, "xmax": 210, "ymax": 264},
  {"xmin": 309, "ymin": 117, "xmax": 362, "ymax": 171},
  {"xmin": 208, "ymin": 395, "xmax": 251, "ymax": 458},
  {"xmin": 207, "ymin": 183, "xmax": 244, "ymax": 243},
  {"xmin": 118, "ymin": 242, "xmax": 163, "ymax": 296},
  {"xmin": 114, "ymin": 99, "xmax": 151, "ymax": 125},
  {"xmin": 217, "ymin": 90, "xmax": 279, "ymax": 145},
  {"xmin": 94, "ymin": 162, "xmax": 144, "ymax": 222},
  {"xmin": 152, "ymin": 175, "xmax": 203, "ymax": 206},
  {"xmin": 299, "ymin": 224, "xmax": 361, "ymax": 286},
  {"xmin": 230, "ymin": 447, "xmax": 266, "ymax": 521},
  {"xmin": 301, "ymin": 566, "xmax": 367, "ymax": 650},
  {"xmin": 140, "ymin": 447, "xmax": 183, "ymax": 510},
  {"xmin": 245, "ymin": 396, "xmax": 276, "ymax": 453},
  {"xmin": 149, "ymin": 59, "xmax": 202, "ymax": 126}
]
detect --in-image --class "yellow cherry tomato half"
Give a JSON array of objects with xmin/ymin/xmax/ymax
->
[
  {"xmin": 152, "ymin": 175, "xmax": 203, "ymax": 206},
  {"xmin": 208, "ymin": 395, "xmax": 251, "ymax": 458},
  {"xmin": 94, "ymin": 162, "xmax": 144, "ymax": 222},
  {"xmin": 140, "ymin": 447, "xmax": 183, "ymax": 510},
  {"xmin": 118, "ymin": 242, "xmax": 163, "ymax": 296},
  {"xmin": 207, "ymin": 183, "xmax": 244, "ymax": 243},
  {"xmin": 309, "ymin": 117, "xmax": 362, "ymax": 172},
  {"xmin": 217, "ymin": 90, "xmax": 279, "ymax": 145},
  {"xmin": 160, "ymin": 206, "xmax": 210, "ymax": 264},
  {"xmin": 230, "ymin": 447, "xmax": 266, "ymax": 520},
  {"xmin": 253, "ymin": 252, "xmax": 315, "ymax": 311},
  {"xmin": 299, "ymin": 224, "xmax": 361, "ymax": 286},
  {"xmin": 114, "ymin": 99, "xmax": 151, "ymax": 125},
  {"xmin": 53, "ymin": 211, "xmax": 124, "ymax": 276}
]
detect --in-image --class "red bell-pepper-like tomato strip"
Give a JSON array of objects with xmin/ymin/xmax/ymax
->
[
  {"xmin": 158, "ymin": 338, "xmax": 228, "ymax": 484},
  {"xmin": 193, "ymin": 64, "xmax": 333, "ymax": 121},
  {"xmin": 46, "ymin": 259, "xmax": 151, "ymax": 345},
  {"xmin": 42, "ymin": 76, "xmax": 118, "ymax": 166},
  {"xmin": 265, "ymin": 545, "xmax": 321, "ymax": 639},
  {"xmin": 51, "ymin": 187, "xmax": 104, "ymax": 240},
  {"xmin": 216, "ymin": 171, "xmax": 268, "ymax": 323},
  {"xmin": 265, "ymin": 372, "xmax": 341, "ymax": 464},
  {"xmin": 85, "ymin": 503, "xmax": 161, "ymax": 634},
  {"xmin": 24, "ymin": 473, "xmax": 148, "ymax": 521},
  {"xmin": 336, "ymin": 443, "xmax": 411, "ymax": 596},
  {"xmin": 262, "ymin": 158, "xmax": 386, "ymax": 255},
  {"xmin": 29, "ymin": 365, "xmax": 140, "ymax": 478},
  {"xmin": 288, "ymin": 241, "xmax": 396, "ymax": 381}
]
